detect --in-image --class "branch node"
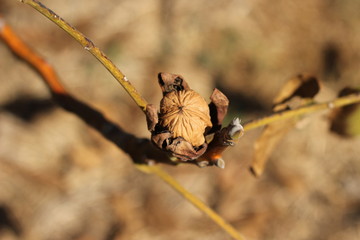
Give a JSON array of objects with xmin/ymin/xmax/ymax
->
[
  {"xmin": 215, "ymin": 158, "xmax": 225, "ymax": 169},
  {"xmin": 84, "ymin": 37, "xmax": 95, "ymax": 50},
  {"xmin": 328, "ymin": 102, "xmax": 335, "ymax": 109}
]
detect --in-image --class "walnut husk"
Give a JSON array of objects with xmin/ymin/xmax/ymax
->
[{"xmin": 160, "ymin": 90, "xmax": 212, "ymax": 147}]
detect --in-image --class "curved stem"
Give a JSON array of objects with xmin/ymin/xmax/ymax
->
[
  {"xmin": 21, "ymin": 0, "xmax": 148, "ymax": 112},
  {"xmin": 243, "ymin": 94, "xmax": 360, "ymax": 131}
]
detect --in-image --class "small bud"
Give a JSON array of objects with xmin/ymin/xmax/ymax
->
[{"xmin": 215, "ymin": 158, "xmax": 225, "ymax": 169}]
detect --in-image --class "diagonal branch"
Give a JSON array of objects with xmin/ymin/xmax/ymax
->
[
  {"xmin": 21, "ymin": 0, "xmax": 148, "ymax": 112},
  {"xmin": 243, "ymin": 94, "xmax": 360, "ymax": 131}
]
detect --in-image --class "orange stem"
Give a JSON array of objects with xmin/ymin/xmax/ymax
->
[{"xmin": 0, "ymin": 16, "xmax": 66, "ymax": 95}]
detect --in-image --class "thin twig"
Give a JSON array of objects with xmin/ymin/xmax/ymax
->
[
  {"xmin": 21, "ymin": 0, "xmax": 148, "ymax": 112},
  {"xmin": 1, "ymin": 13, "xmax": 245, "ymax": 239},
  {"xmin": 243, "ymin": 94, "xmax": 360, "ymax": 131}
]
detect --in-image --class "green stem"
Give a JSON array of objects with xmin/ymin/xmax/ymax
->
[
  {"xmin": 243, "ymin": 93, "xmax": 360, "ymax": 131},
  {"xmin": 22, "ymin": 0, "xmax": 148, "ymax": 112}
]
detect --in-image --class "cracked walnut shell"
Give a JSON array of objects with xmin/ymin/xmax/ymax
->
[{"xmin": 160, "ymin": 90, "xmax": 212, "ymax": 147}]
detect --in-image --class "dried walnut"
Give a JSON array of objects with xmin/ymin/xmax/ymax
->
[{"xmin": 160, "ymin": 90, "xmax": 212, "ymax": 147}]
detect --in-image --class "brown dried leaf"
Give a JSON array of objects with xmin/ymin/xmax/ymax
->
[
  {"xmin": 251, "ymin": 119, "xmax": 295, "ymax": 176},
  {"xmin": 273, "ymin": 74, "xmax": 320, "ymax": 111},
  {"xmin": 160, "ymin": 90, "xmax": 212, "ymax": 147},
  {"xmin": 330, "ymin": 87, "xmax": 360, "ymax": 137},
  {"xmin": 251, "ymin": 74, "xmax": 321, "ymax": 177}
]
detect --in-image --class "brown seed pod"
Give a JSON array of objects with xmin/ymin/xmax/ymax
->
[{"xmin": 159, "ymin": 90, "xmax": 212, "ymax": 147}]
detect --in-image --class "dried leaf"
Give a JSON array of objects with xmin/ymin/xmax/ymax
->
[
  {"xmin": 250, "ymin": 74, "xmax": 321, "ymax": 177},
  {"xmin": 273, "ymin": 74, "xmax": 320, "ymax": 111},
  {"xmin": 330, "ymin": 87, "xmax": 360, "ymax": 137},
  {"xmin": 251, "ymin": 120, "xmax": 295, "ymax": 176},
  {"xmin": 160, "ymin": 90, "xmax": 212, "ymax": 147}
]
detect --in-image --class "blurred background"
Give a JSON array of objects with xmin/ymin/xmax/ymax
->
[{"xmin": 1, "ymin": 0, "xmax": 360, "ymax": 239}]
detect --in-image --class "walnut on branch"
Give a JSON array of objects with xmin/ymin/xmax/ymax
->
[{"xmin": 146, "ymin": 73, "xmax": 244, "ymax": 168}]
